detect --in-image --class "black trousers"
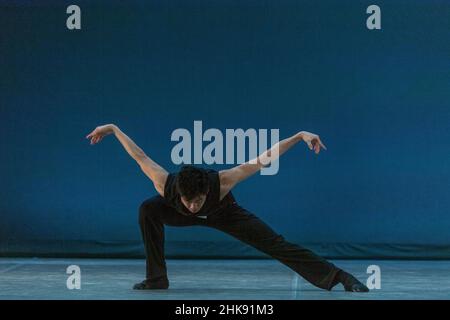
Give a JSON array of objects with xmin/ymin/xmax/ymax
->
[{"xmin": 138, "ymin": 195, "xmax": 341, "ymax": 290}]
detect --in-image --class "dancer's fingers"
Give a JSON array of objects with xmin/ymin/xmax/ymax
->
[
  {"xmin": 314, "ymin": 143, "xmax": 320, "ymax": 154},
  {"xmin": 319, "ymin": 139, "xmax": 327, "ymax": 150}
]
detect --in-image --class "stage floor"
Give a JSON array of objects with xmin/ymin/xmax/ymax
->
[{"xmin": 0, "ymin": 258, "xmax": 448, "ymax": 300}]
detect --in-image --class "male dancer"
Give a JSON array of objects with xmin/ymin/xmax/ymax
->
[{"xmin": 86, "ymin": 124, "xmax": 369, "ymax": 292}]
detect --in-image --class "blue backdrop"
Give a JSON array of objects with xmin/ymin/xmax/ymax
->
[{"xmin": 1, "ymin": 0, "xmax": 450, "ymax": 258}]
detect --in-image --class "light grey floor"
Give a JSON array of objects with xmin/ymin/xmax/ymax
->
[{"xmin": 0, "ymin": 258, "xmax": 449, "ymax": 300}]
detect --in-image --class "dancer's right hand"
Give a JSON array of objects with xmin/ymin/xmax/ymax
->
[
  {"xmin": 86, "ymin": 124, "xmax": 116, "ymax": 145},
  {"xmin": 298, "ymin": 131, "xmax": 327, "ymax": 155}
]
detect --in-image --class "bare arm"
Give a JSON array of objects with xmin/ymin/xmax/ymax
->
[
  {"xmin": 218, "ymin": 131, "xmax": 326, "ymax": 199},
  {"xmin": 86, "ymin": 124, "xmax": 168, "ymax": 196}
]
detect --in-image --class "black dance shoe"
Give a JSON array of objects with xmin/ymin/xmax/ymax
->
[
  {"xmin": 341, "ymin": 273, "xmax": 369, "ymax": 292},
  {"xmin": 133, "ymin": 277, "xmax": 169, "ymax": 290}
]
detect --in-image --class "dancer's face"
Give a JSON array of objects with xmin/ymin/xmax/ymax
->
[{"xmin": 181, "ymin": 194, "xmax": 208, "ymax": 214}]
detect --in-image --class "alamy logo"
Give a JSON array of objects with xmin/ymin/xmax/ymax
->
[
  {"xmin": 66, "ymin": 265, "xmax": 81, "ymax": 290},
  {"xmin": 66, "ymin": 5, "xmax": 81, "ymax": 30},
  {"xmin": 366, "ymin": 265, "xmax": 381, "ymax": 289},
  {"xmin": 366, "ymin": 5, "xmax": 381, "ymax": 30},
  {"xmin": 171, "ymin": 121, "xmax": 280, "ymax": 175}
]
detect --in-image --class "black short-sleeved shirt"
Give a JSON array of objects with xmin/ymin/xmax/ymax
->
[{"xmin": 163, "ymin": 169, "xmax": 236, "ymax": 217}]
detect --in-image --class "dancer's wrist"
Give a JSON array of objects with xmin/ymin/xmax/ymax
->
[
  {"xmin": 109, "ymin": 124, "xmax": 118, "ymax": 134},
  {"xmin": 294, "ymin": 131, "xmax": 305, "ymax": 142}
]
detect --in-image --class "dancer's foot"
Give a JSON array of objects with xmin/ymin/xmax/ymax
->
[
  {"xmin": 133, "ymin": 277, "xmax": 169, "ymax": 290},
  {"xmin": 336, "ymin": 271, "xmax": 369, "ymax": 292}
]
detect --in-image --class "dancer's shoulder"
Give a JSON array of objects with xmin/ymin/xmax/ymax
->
[{"xmin": 163, "ymin": 172, "xmax": 177, "ymax": 197}]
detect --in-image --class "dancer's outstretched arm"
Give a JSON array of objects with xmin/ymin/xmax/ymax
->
[
  {"xmin": 219, "ymin": 131, "xmax": 326, "ymax": 198},
  {"xmin": 86, "ymin": 124, "xmax": 168, "ymax": 196}
]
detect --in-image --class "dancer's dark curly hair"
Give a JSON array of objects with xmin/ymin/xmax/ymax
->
[{"xmin": 176, "ymin": 165, "xmax": 209, "ymax": 200}]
